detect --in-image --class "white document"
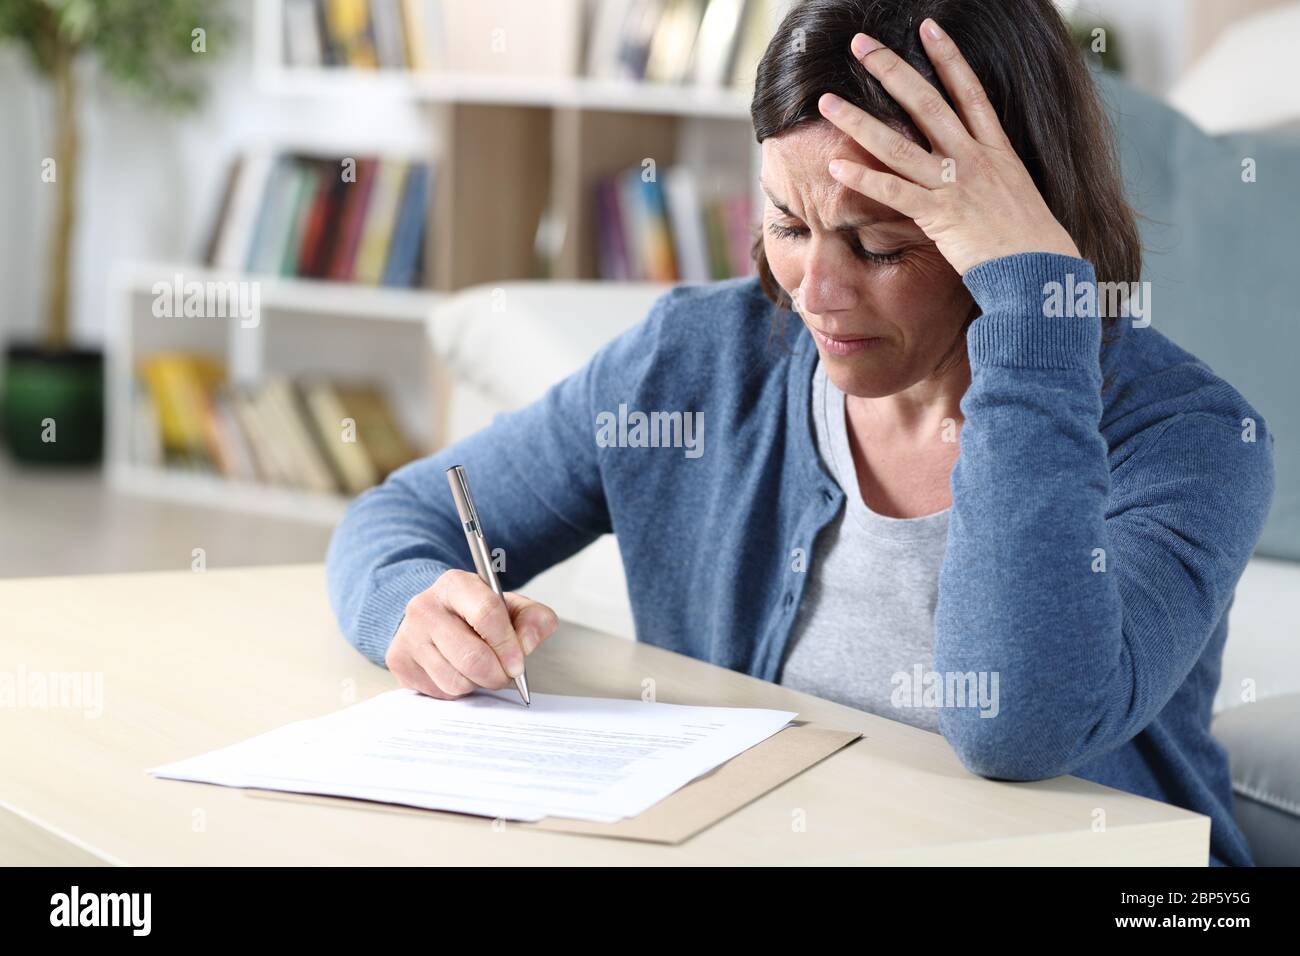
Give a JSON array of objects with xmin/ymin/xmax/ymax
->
[{"xmin": 149, "ymin": 689, "xmax": 797, "ymax": 823}]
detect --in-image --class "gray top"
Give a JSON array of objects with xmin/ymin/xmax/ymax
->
[{"xmin": 777, "ymin": 361, "xmax": 951, "ymax": 732}]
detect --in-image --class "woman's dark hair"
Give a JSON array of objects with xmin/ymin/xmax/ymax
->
[{"xmin": 750, "ymin": 0, "xmax": 1141, "ymax": 353}]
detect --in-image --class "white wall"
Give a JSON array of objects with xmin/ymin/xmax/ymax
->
[{"xmin": 1067, "ymin": 0, "xmax": 1189, "ymax": 97}]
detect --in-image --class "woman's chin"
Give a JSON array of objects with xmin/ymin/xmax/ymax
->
[{"xmin": 820, "ymin": 349, "xmax": 908, "ymax": 398}]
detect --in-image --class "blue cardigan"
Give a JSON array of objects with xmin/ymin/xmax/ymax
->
[{"xmin": 326, "ymin": 253, "xmax": 1274, "ymax": 867}]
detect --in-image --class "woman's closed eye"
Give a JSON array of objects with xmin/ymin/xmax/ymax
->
[{"xmin": 766, "ymin": 221, "xmax": 906, "ymax": 264}]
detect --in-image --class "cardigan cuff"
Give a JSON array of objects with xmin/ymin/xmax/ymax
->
[
  {"xmin": 352, "ymin": 559, "xmax": 449, "ymax": 665},
  {"xmin": 963, "ymin": 252, "xmax": 1103, "ymax": 371}
]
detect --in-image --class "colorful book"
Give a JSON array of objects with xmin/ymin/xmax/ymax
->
[
  {"xmin": 369, "ymin": 0, "xmax": 407, "ymax": 68},
  {"xmin": 324, "ymin": 0, "xmax": 379, "ymax": 68},
  {"xmin": 301, "ymin": 380, "xmax": 381, "ymax": 495},
  {"xmin": 692, "ymin": 0, "xmax": 745, "ymax": 86},
  {"xmin": 332, "ymin": 384, "xmax": 417, "ymax": 478},
  {"xmin": 284, "ymin": 0, "xmax": 324, "ymax": 67},
  {"xmin": 245, "ymin": 159, "xmax": 297, "ymax": 274},
  {"xmin": 293, "ymin": 160, "xmax": 334, "ymax": 278},
  {"xmin": 280, "ymin": 162, "xmax": 321, "ymax": 276},
  {"xmin": 595, "ymin": 177, "xmax": 630, "ymax": 280},
  {"xmin": 258, "ymin": 377, "xmax": 339, "ymax": 493},
  {"xmin": 400, "ymin": 0, "xmax": 446, "ymax": 70},
  {"xmin": 644, "ymin": 0, "xmax": 705, "ymax": 84},
  {"xmin": 137, "ymin": 354, "xmax": 226, "ymax": 465},
  {"xmin": 214, "ymin": 150, "xmax": 275, "ymax": 272},
  {"xmin": 382, "ymin": 163, "xmax": 430, "ymax": 287},
  {"xmin": 329, "ymin": 157, "xmax": 379, "ymax": 280},
  {"xmin": 353, "ymin": 159, "xmax": 409, "ymax": 285},
  {"xmin": 662, "ymin": 166, "xmax": 710, "ymax": 282},
  {"xmin": 635, "ymin": 172, "xmax": 678, "ymax": 281}
]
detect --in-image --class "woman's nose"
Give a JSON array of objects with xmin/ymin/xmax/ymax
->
[{"xmin": 798, "ymin": 249, "xmax": 856, "ymax": 315}]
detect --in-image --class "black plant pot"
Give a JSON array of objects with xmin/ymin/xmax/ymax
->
[{"xmin": 1, "ymin": 344, "xmax": 104, "ymax": 465}]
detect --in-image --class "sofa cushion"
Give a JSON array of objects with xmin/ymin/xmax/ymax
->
[
  {"xmin": 1211, "ymin": 694, "xmax": 1300, "ymax": 866},
  {"xmin": 1168, "ymin": 3, "xmax": 1300, "ymax": 135},
  {"xmin": 1096, "ymin": 71, "xmax": 1300, "ymax": 561},
  {"xmin": 426, "ymin": 281, "xmax": 671, "ymax": 409},
  {"xmin": 1219, "ymin": 557, "xmax": 1300, "ymax": 707}
]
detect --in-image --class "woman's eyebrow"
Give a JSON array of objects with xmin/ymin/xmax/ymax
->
[{"xmin": 760, "ymin": 180, "xmax": 797, "ymax": 218}]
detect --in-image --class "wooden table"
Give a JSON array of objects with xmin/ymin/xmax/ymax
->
[{"xmin": 0, "ymin": 565, "xmax": 1210, "ymax": 865}]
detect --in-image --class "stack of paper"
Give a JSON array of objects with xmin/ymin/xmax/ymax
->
[{"xmin": 149, "ymin": 689, "xmax": 797, "ymax": 823}]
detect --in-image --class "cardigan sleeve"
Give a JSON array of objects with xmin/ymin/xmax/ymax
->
[
  {"xmin": 934, "ymin": 252, "xmax": 1275, "ymax": 780},
  {"xmin": 325, "ymin": 293, "xmax": 673, "ymax": 665}
]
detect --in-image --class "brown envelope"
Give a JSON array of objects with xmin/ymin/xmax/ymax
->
[{"xmin": 244, "ymin": 721, "xmax": 863, "ymax": 845}]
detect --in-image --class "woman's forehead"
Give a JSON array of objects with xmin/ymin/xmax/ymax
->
[
  {"xmin": 761, "ymin": 124, "xmax": 906, "ymax": 226},
  {"xmin": 763, "ymin": 121, "xmax": 894, "ymax": 176}
]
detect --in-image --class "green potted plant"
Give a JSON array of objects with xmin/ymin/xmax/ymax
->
[{"xmin": 0, "ymin": 0, "xmax": 227, "ymax": 464}]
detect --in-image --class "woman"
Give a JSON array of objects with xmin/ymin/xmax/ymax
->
[{"xmin": 326, "ymin": 0, "xmax": 1273, "ymax": 867}]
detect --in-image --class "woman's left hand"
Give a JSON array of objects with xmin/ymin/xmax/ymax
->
[{"xmin": 819, "ymin": 18, "xmax": 1080, "ymax": 276}]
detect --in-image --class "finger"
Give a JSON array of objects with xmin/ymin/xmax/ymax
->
[
  {"xmin": 917, "ymin": 18, "xmax": 1010, "ymax": 148},
  {"xmin": 849, "ymin": 32, "xmax": 970, "ymax": 156},
  {"xmin": 438, "ymin": 570, "xmax": 525, "ymax": 678},
  {"xmin": 819, "ymin": 93, "xmax": 943, "ymax": 187},
  {"xmin": 428, "ymin": 602, "xmax": 515, "ymax": 687},
  {"xmin": 827, "ymin": 160, "xmax": 931, "ymax": 219},
  {"xmin": 412, "ymin": 636, "xmax": 487, "ymax": 696},
  {"xmin": 503, "ymin": 592, "xmax": 559, "ymax": 655},
  {"xmin": 389, "ymin": 643, "xmax": 458, "ymax": 699}
]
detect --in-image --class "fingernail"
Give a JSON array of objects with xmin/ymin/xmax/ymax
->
[
  {"xmin": 852, "ymin": 33, "xmax": 884, "ymax": 59},
  {"xmin": 505, "ymin": 654, "xmax": 523, "ymax": 678},
  {"xmin": 922, "ymin": 18, "xmax": 943, "ymax": 40},
  {"xmin": 819, "ymin": 92, "xmax": 842, "ymax": 115},
  {"xmin": 504, "ymin": 641, "xmax": 524, "ymax": 677},
  {"xmin": 828, "ymin": 159, "xmax": 845, "ymax": 177},
  {"xmin": 520, "ymin": 625, "xmax": 538, "ymax": 654}
]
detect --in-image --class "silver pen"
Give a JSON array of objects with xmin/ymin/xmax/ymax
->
[{"xmin": 446, "ymin": 464, "xmax": 531, "ymax": 706}]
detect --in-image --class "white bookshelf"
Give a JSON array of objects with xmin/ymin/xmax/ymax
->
[
  {"xmin": 253, "ymin": 0, "xmax": 771, "ymax": 120},
  {"xmin": 107, "ymin": 0, "xmax": 773, "ymax": 521},
  {"xmin": 258, "ymin": 66, "xmax": 755, "ymax": 120},
  {"xmin": 110, "ymin": 463, "xmax": 352, "ymax": 524},
  {"xmin": 106, "ymin": 260, "xmax": 445, "ymax": 523},
  {"xmin": 255, "ymin": 0, "xmax": 765, "ymax": 288}
]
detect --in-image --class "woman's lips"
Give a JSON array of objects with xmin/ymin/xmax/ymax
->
[{"xmin": 810, "ymin": 326, "xmax": 886, "ymax": 356}]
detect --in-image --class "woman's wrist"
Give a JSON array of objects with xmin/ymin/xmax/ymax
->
[
  {"xmin": 962, "ymin": 252, "xmax": 1103, "ymax": 373},
  {"xmin": 962, "ymin": 233, "xmax": 1081, "ymax": 276}
]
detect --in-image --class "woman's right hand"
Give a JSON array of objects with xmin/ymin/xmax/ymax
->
[{"xmin": 385, "ymin": 569, "xmax": 559, "ymax": 699}]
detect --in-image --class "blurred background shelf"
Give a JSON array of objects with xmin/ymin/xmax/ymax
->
[
  {"xmin": 249, "ymin": 0, "xmax": 768, "ymax": 292},
  {"xmin": 258, "ymin": 67, "xmax": 755, "ymax": 119},
  {"xmin": 95, "ymin": 0, "xmax": 774, "ymax": 523},
  {"xmin": 110, "ymin": 260, "xmax": 444, "ymax": 323},
  {"xmin": 106, "ymin": 258, "xmax": 447, "ymax": 521},
  {"xmin": 108, "ymin": 462, "xmax": 350, "ymax": 524}
]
